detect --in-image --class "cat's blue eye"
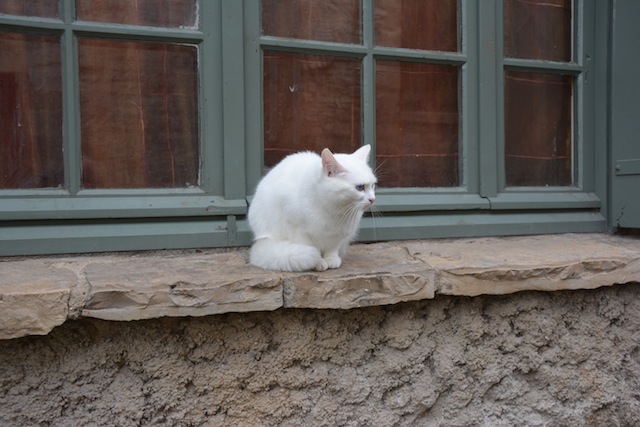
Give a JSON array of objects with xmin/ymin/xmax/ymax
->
[{"xmin": 355, "ymin": 184, "xmax": 365, "ymax": 192}]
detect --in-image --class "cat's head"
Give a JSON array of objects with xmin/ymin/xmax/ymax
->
[{"xmin": 320, "ymin": 145, "xmax": 377, "ymax": 210}]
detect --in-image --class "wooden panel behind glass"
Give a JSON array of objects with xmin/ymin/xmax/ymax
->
[
  {"xmin": 375, "ymin": 0, "xmax": 458, "ymax": 52},
  {"xmin": 504, "ymin": 0, "xmax": 572, "ymax": 62},
  {"xmin": 376, "ymin": 61, "xmax": 460, "ymax": 188},
  {"xmin": 262, "ymin": 0, "xmax": 361, "ymax": 44},
  {"xmin": 0, "ymin": 1, "xmax": 58, "ymax": 18},
  {"xmin": 76, "ymin": 0, "xmax": 198, "ymax": 28},
  {"xmin": 79, "ymin": 39, "xmax": 199, "ymax": 189},
  {"xmin": 263, "ymin": 52, "xmax": 362, "ymax": 167},
  {"xmin": 504, "ymin": 71, "xmax": 573, "ymax": 186},
  {"xmin": 0, "ymin": 32, "xmax": 63, "ymax": 189}
]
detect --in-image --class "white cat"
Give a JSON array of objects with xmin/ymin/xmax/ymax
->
[{"xmin": 248, "ymin": 145, "xmax": 377, "ymax": 272}]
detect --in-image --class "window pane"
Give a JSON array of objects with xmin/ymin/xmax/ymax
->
[
  {"xmin": 263, "ymin": 52, "xmax": 361, "ymax": 167},
  {"xmin": 0, "ymin": 1, "xmax": 58, "ymax": 18},
  {"xmin": 79, "ymin": 39, "xmax": 199, "ymax": 189},
  {"xmin": 262, "ymin": 0, "xmax": 361, "ymax": 44},
  {"xmin": 76, "ymin": 0, "xmax": 198, "ymax": 29},
  {"xmin": 505, "ymin": 71, "xmax": 573, "ymax": 187},
  {"xmin": 0, "ymin": 32, "xmax": 63, "ymax": 189},
  {"xmin": 375, "ymin": 0, "xmax": 458, "ymax": 52},
  {"xmin": 376, "ymin": 61, "xmax": 460, "ymax": 188},
  {"xmin": 504, "ymin": 0, "xmax": 572, "ymax": 62}
]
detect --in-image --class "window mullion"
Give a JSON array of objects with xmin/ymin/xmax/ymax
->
[
  {"xmin": 199, "ymin": 0, "xmax": 224, "ymax": 195},
  {"xmin": 61, "ymin": 0, "xmax": 81, "ymax": 195},
  {"xmin": 220, "ymin": 0, "xmax": 247, "ymax": 200},
  {"xmin": 242, "ymin": 0, "xmax": 262, "ymax": 194},
  {"xmin": 362, "ymin": 0, "xmax": 375, "ymax": 154},
  {"xmin": 478, "ymin": 0, "xmax": 500, "ymax": 199}
]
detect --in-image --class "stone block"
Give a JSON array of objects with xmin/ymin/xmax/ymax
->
[
  {"xmin": 0, "ymin": 262, "xmax": 76, "ymax": 339},
  {"xmin": 81, "ymin": 252, "xmax": 284, "ymax": 321}
]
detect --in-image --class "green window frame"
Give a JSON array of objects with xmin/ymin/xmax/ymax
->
[
  {"xmin": 244, "ymin": 0, "xmax": 607, "ymax": 241},
  {"xmin": 0, "ymin": 0, "xmax": 609, "ymax": 256},
  {"xmin": 0, "ymin": 1, "xmax": 247, "ymax": 255}
]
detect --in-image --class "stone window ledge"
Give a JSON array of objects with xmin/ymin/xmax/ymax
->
[{"xmin": 1, "ymin": 233, "xmax": 639, "ymax": 340}]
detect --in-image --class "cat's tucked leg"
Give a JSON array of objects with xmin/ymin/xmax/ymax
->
[{"xmin": 338, "ymin": 241, "xmax": 350, "ymax": 258}]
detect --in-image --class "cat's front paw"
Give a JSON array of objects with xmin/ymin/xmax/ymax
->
[
  {"xmin": 324, "ymin": 255, "xmax": 342, "ymax": 269},
  {"xmin": 314, "ymin": 258, "xmax": 329, "ymax": 271}
]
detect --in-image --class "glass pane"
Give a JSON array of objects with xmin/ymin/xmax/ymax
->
[
  {"xmin": 0, "ymin": 1, "xmax": 58, "ymax": 18},
  {"xmin": 76, "ymin": 0, "xmax": 198, "ymax": 29},
  {"xmin": 0, "ymin": 32, "xmax": 63, "ymax": 189},
  {"xmin": 263, "ymin": 52, "xmax": 361, "ymax": 167},
  {"xmin": 375, "ymin": 0, "xmax": 458, "ymax": 52},
  {"xmin": 376, "ymin": 61, "xmax": 460, "ymax": 188},
  {"xmin": 262, "ymin": 0, "xmax": 361, "ymax": 44},
  {"xmin": 504, "ymin": 0, "xmax": 572, "ymax": 62},
  {"xmin": 504, "ymin": 71, "xmax": 573, "ymax": 187},
  {"xmin": 79, "ymin": 39, "xmax": 199, "ymax": 189}
]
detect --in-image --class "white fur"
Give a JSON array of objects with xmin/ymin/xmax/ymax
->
[{"xmin": 248, "ymin": 145, "xmax": 377, "ymax": 272}]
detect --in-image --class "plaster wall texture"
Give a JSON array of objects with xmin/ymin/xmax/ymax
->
[{"xmin": 2, "ymin": 284, "xmax": 640, "ymax": 427}]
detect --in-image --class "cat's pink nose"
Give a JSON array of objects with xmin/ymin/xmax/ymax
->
[{"xmin": 369, "ymin": 197, "xmax": 375, "ymax": 205}]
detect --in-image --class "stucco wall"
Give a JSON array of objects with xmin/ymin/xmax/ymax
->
[{"xmin": 2, "ymin": 284, "xmax": 640, "ymax": 426}]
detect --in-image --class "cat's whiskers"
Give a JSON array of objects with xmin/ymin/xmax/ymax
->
[
  {"xmin": 367, "ymin": 204, "xmax": 382, "ymax": 242},
  {"xmin": 335, "ymin": 202, "xmax": 362, "ymax": 231},
  {"xmin": 373, "ymin": 159, "xmax": 390, "ymax": 187}
]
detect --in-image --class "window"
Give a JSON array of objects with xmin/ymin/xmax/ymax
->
[
  {"xmin": 247, "ymin": 0, "xmax": 606, "ymax": 240},
  {"xmin": 0, "ymin": 0, "xmax": 609, "ymax": 256},
  {"xmin": 1, "ymin": 1, "xmax": 244, "ymax": 255}
]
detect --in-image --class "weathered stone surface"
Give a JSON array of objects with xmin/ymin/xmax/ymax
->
[
  {"xmin": 81, "ymin": 252, "xmax": 284, "ymax": 321},
  {"xmin": 1, "ymin": 233, "xmax": 639, "ymax": 339},
  {"xmin": 284, "ymin": 242, "xmax": 435, "ymax": 309},
  {"xmin": 0, "ymin": 261, "xmax": 76, "ymax": 339},
  {"xmin": 408, "ymin": 234, "xmax": 640, "ymax": 296}
]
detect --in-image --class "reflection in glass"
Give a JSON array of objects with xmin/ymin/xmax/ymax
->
[
  {"xmin": 0, "ymin": 32, "xmax": 63, "ymax": 189},
  {"xmin": 505, "ymin": 71, "xmax": 573, "ymax": 187},
  {"xmin": 376, "ymin": 61, "xmax": 460, "ymax": 188},
  {"xmin": 79, "ymin": 39, "xmax": 199, "ymax": 189},
  {"xmin": 263, "ymin": 51, "xmax": 361, "ymax": 167},
  {"xmin": 375, "ymin": 0, "xmax": 458, "ymax": 52},
  {"xmin": 76, "ymin": 0, "xmax": 198, "ymax": 28},
  {"xmin": 504, "ymin": 0, "xmax": 572, "ymax": 62},
  {"xmin": 262, "ymin": 0, "xmax": 361, "ymax": 44}
]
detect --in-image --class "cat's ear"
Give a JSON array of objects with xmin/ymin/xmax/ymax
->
[
  {"xmin": 321, "ymin": 148, "xmax": 347, "ymax": 177},
  {"xmin": 352, "ymin": 144, "xmax": 371, "ymax": 162}
]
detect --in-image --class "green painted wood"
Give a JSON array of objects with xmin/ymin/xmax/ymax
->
[
  {"xmin": 242, "ymin": 0, "xmax": 264, "ymax": 193},
  {"xmin": 199, "ymin": 0, "xmax": 224, "ymax": 195},
  {"xmin": 478, "ymin": 0, "xmax": 500, "ymax": 198},
  {"xmin": 488, "ymin": 191, "xmax": 602, "ymax": 210},
  {"xmin": 0, "ymin": 219, "xmax": 235, "ymax": 256},
  {"xmin": 502, "ymin": 58, "xmax": 583, "ymax": 74},
  {"xmin": 362, "ymin": 0, "xmax": 375, "ymax": 155},
  {"xmin": 0, "ymin": 195, "xmax": 247, "ymax": 220},
  {"xmin": 62, "ymin": 27, "xmax": 82, "ymax": 195},
  {"xmin": 221, "ymin": 0, "xmax": 247, "ymax": 200},
  {"xmin": 0, "ymin": 210, "xmax": 606, "ymax": 257},
  {"xmin": 374, "ymin": 193, "xmax": 489, "ymax": 212},
  {"xmin": 615, "ymin": 159, "xmax": 640, "ymax": 176},
  {"xmin": 611, "ymin": 0, "xmax": 640, "ymax": 228},
  {"xmin": 461, "ymin": 0, "xmax": 479, "ymax": 193},
  {"xmin": 357, "ymin": 211, "xmax": 606, "ymax": 242},
  {"xmin": 593, "ymin": 0, "xmax": 611, "ymax": 224},
  {"xmin": 0, "ymin": 0, "xmax": 614, "ymax": 255}
]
